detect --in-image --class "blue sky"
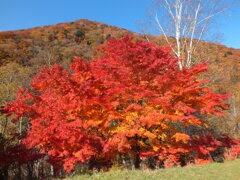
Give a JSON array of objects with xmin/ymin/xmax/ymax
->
[{"xmin": 0, "ymin": 0, "xmax": 239, "ymax": 48}]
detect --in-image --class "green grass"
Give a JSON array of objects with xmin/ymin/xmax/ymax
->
[{"xmin": 65, "ymin": 159, "xmax": 240, "ymax": 180}]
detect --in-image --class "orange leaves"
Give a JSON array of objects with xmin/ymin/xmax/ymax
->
[
  {"xmin": 5, "ymin": 36, "xmax": 230, "ymax": 172},
  {"xmin": 143, "ymin": 131, "xmax": 157, "ymax": 139},
  {"xmin": 172, "ymin": 133, "xmax": 190, "ymax": 143}
]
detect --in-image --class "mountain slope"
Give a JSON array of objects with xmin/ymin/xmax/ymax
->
[{"xmin": 0, "ymin": 19, "xmax": 239, "ymax": 138}]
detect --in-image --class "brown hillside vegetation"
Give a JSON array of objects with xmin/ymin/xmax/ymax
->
[
  {"xmin": 0, "ymin": 19, "xmax": 240, "ymax": 179},
  {"xmin": 0, "ymin": 19, "xmax": 239, "ymax": 138}
]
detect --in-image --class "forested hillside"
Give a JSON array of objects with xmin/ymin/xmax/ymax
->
[
  {"xmin": 0, "ymin": 19, "xmax": 239, "ymax": 179},
  {"xmin": 0, "ymin": 19, "xmax": 239, "ymax": 138}
]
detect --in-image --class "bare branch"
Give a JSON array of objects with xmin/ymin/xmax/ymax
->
[
  {"xmin": 155, "ymin": 14, "xmax": 177, "ymax": 55},
  {"xmin": 150, "ymin": 0, "xmax": 230, "ymax": 69}
]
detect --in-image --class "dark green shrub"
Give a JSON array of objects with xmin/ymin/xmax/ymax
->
[
  {"xmin": 75, "ymin": 29, "xmax": 85, "ymax": 40},
  {"xmin": 106, "ymin": 33, "xmax": 111, "ymax": 40}
]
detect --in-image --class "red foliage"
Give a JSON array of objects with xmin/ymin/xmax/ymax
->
[
  {"xmin": 190, "ymin": 133, "xmax": 221, "ymax": 155},
  {"xmin": 224, "ymin": 145, "xmax": 240, "ymax": 160},
  {"xmin": 190, "ymin": 133, "xmax": 239, "ymax": 155},
  {"xmin": 0, "ymin": 134, "xmax": 42, "ymax": 169},
  {"xmin": 5, "ymin": 36, "xmax": 230, "ymax": 171}
]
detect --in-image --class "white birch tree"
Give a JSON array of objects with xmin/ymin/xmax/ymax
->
[{"xmin": 152, "ymin": 0, "xmax": 232, "ymax": 69}]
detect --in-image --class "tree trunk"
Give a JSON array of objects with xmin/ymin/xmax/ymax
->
[
  {"xmin": 0, "ymin": 167, "xmax": 8, "ymax": 180},
  {"xmin": 134, "ymin": 153, "xmax": 141, "ymax": 169}
]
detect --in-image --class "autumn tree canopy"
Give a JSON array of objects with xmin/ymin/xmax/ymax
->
[{"xmin": 5, "ymin": 36, "xmax": 230, "ymax": 172}]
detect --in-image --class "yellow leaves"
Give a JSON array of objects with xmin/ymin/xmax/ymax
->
[
  {"xmin": 160, "ymin": 123, "xmax": 169, "ymax": 130},
  {"xmin": 203, "ymin": 123, "xmax": 209, "ymax": 128},
  {"xmin": 0, "ymin": 62, "xmax": 31, "ymax": 105},
  {"xmin": 153, "ymin": 145, "xmax": 160, "ymax": 151},
  {"xmin": 185, "ymin": 117, "xmax": 203, "ymax": 126},
  {"xmin": 158, "ymin": 133, "xmax": 167, "ymax": 140},
  {"xmin": 175, "ymin": 110, "xmax": 183, "ymax": 116},
  {"xmin": 143, "ymin": 131, "xmax": 156, "ymax": 139},
  {"xmin": 137, "ymin": 140, "xmax": 148, "ymax": 148},
  {"xmin": 139, "ymin": 127, "xmax": 146, "ymax": 132},
  {"xmin": 125, "ymin": 116, "xmax": 131, "ymax": 122},
  {"xmin": 129, "ymin": 112, "xmax": 138, "ymax": 117},
  {"xmin": 149, "ymin": 139, "xmax": 161, "ymax": 151},
  {"xmin": 159, "ymin": 109, "xmax": 164, "ymax": 114},
  {"xmin": 125, "ymin": 112, "xmax": 139, "ymax": 125},
  {"xmin": 172, "ymin": 133, "xmax": 190, "ymax": 143},
  {"xmin": 111, "ymin": 126, "xmax": 126, "ymax": 134}
]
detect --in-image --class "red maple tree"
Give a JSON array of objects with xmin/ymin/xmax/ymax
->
[{"xmin": 5, "ymin": 36, "xmax": 230, "ymax": 171}]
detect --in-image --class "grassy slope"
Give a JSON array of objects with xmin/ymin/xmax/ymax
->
[{"xmin": 65, "ymin": 159, "xmax": 240, "ymax": 180}]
